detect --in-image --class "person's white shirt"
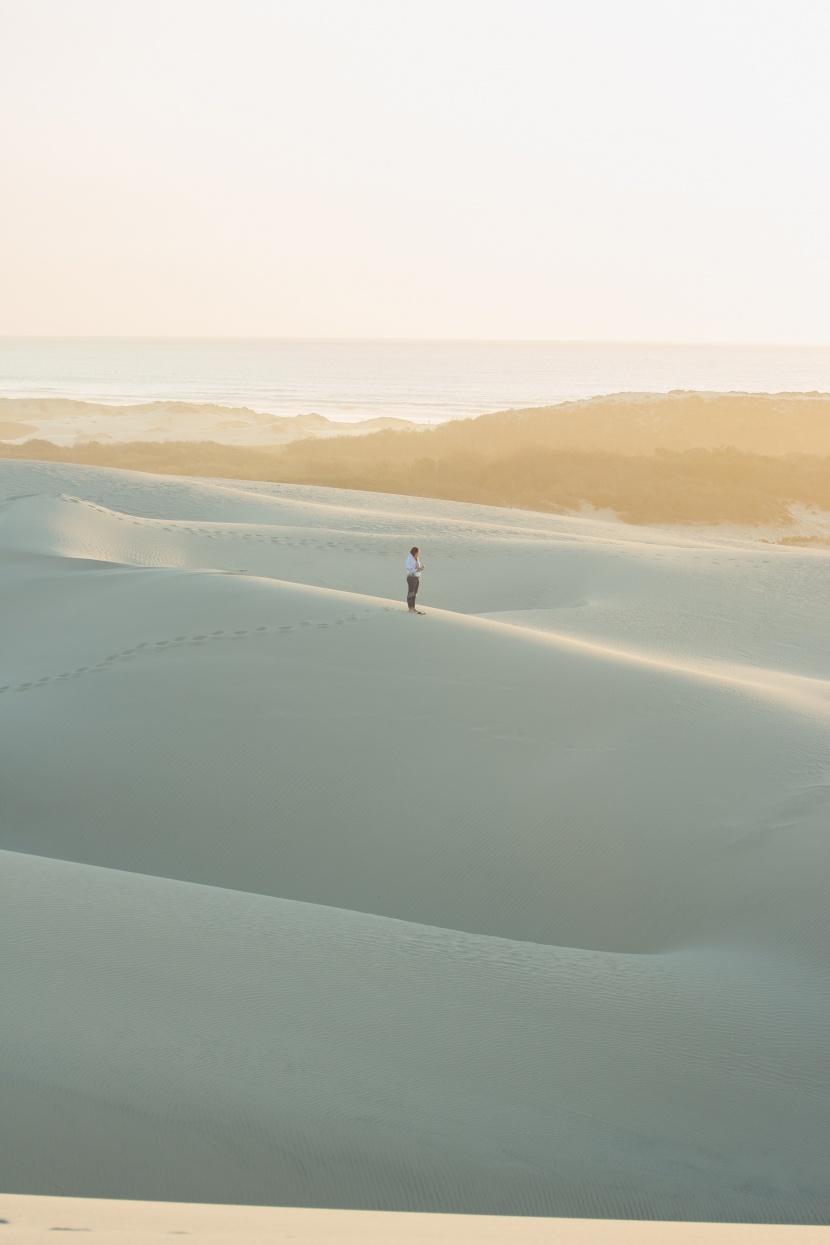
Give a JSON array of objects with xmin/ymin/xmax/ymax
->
[{"xmin": 406, "ymin": 553, "xmax": 423, "ymax": 577}]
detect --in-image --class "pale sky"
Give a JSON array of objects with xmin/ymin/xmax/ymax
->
[{"xmin": 1, "ymin": 0, "xmax": 829, "ymax": 341}]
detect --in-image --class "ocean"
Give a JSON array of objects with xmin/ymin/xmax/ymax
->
[{"xmin": 2, "ymin": 338, "xmax": 830, "ymax": 424}]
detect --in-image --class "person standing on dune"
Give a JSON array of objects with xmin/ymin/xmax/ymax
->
[{"xmin": 406, "ymin": 546, "xmax": 425, "ymax": 614}]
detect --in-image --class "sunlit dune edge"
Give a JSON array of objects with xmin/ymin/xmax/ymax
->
[{"xmin": 3, "ymin": 1194, "xmax": 827, "ymax": 1244}]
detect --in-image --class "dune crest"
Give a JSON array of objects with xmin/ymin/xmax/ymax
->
[{"xmin": 0, "ymin": 395, "xmax": 416, "ymax": 447}]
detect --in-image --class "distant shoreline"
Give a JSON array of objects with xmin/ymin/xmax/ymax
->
[{"xmin": 3, "ymin": 339, "xmax": 830, "ymax": 427}]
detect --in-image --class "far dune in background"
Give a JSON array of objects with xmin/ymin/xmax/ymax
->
[
  {"xmin": 3, "ymin": 392, "xmax": 830, "ymax": 530},
  {"xmin": 462, "ymin": 391, "xmax": 830, "ymax": 456},
  {"xmin": 0, "ymin": 397, "xmax": 416, "ymax": 448}
]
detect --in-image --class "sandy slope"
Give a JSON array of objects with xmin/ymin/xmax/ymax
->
[{"xmin": 1, "ymin": 460, "xmax": 829, "ymax": 1223}]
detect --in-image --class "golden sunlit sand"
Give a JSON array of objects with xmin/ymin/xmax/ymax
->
[
  {"xmin": 3, "ymin": 1195, "xmax": 828, "ymax": 1244},
  {"xmin": 1, "ymin": 458, "xmax": 829, "ymax": 1225}
]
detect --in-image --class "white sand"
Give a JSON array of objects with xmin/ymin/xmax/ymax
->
[
  {"xmin": 0, "ymin": 397, "xmax": 417, "ymax": 446},
  {"xmin": 1, "ymin": 459, "xmax": 829, "ymax": 1224}
]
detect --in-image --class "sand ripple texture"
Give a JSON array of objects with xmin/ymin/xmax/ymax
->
[{"xmin": 1, "ymin": 460, "xmax": 829, "ymax": 1224}]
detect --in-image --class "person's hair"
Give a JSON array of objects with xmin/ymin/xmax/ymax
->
[{"xmin": 410, "ymin": 546, "xmax": 419, "ymax": 555}]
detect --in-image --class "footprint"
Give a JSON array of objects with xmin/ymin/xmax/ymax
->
[
  {"xmin": 17, "ymin": 683, "xmax": 31, "ymax": 690},
  {"xmin": 256, "ymin": 626, "xmax": 267, "ymax": 632},
  {"xmin": 234, "ymin": 630, "xmax": 247, "ymax": 635},
  {"xmin": 173, "ymin": 636, "xmax": 187, "ymax": 642},
  {"xmin": 211, "ymin": 630, "xmax": 224, "ymax": 636},
  {"xmin": 278, "ymin": 626, "xmax": 293, "ymax": 632}
]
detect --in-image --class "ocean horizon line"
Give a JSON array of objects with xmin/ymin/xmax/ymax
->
[{"xmin": 3, "ymin": 335, "xmax": 830, "ymax": 348}]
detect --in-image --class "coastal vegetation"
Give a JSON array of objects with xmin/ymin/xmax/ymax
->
[{"xmin": 3, "ymin": 393, "xmax": 830, "ymax": 527}]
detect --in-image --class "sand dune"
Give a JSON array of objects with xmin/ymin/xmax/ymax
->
[
  {"xmin": 1, "ymin": 459, "xmax": 829, "ymax": 1224},
  {"xmin": 0, "ymin": 397, "xmax": 416, "ymax": 447},
  {"xmin": 4, "ymin": 390, "xmax": 829, "ymax": 454},
  {"xmin": 6, "ymin": 392, "xmax": 830, "ymax": 529},
  {"xmin": 478, "ymin": 391, "xmax": 830, "ymax": 456}
]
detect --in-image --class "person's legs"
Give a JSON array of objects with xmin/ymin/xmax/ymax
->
[{"xmin": 406, "ymin": 575, "xmax": 419, "ymax": 611}]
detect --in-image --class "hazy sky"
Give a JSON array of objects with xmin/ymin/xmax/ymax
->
[{"xmin": 1, "ymin": 0, "xmax": 829, "ymax": 340}]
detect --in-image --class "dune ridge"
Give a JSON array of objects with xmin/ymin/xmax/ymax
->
[
  {"xmin": 1, "ymin": 458, "xmax": 829, "ymax": 1223},
  {"xmin": 0, "ymin": 396, "xmax": 417, "ymax": 447}
]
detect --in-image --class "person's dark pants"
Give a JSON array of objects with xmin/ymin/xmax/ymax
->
[{"xmin": 406, "ymin": 575, "xmax": 420, "ymax": 610}]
